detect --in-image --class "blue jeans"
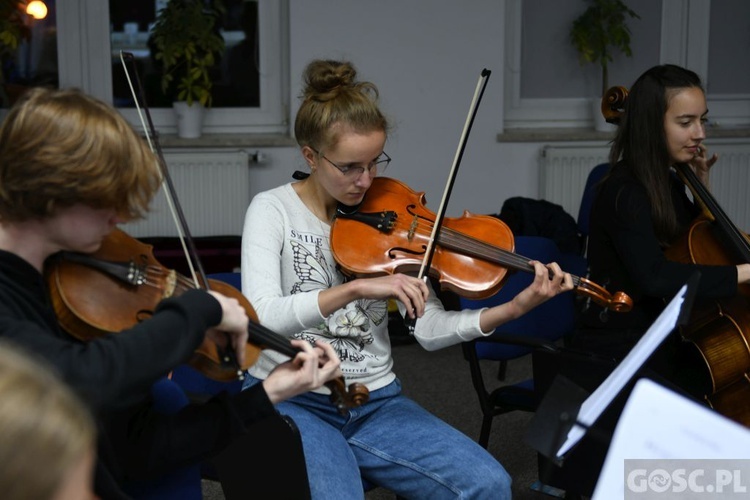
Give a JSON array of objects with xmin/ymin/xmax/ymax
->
[{"xmin": 243, "ymin": 376, "xmax": 511, "ymax": 499}]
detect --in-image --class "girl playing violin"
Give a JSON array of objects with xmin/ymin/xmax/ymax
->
[
  {"xmin": 574, "ymin": 64, "xmax": 750, "ymax": 383},
  {"xmin": 0, "ymin": 87, "xmax": 342, "ymax": 499},
  {"xmin": 240, "ymin": 59, "xmax": 574, "ymax": 499}
]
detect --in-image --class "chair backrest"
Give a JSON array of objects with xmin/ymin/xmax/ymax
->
[
  {"xmin": 577, "ymin": 162, "xmax": 610, "ymax": 244},
  {"xmin": 459, "ymin": 236, "xmax": 577, "ymax": 361},
  {"xmin": 206, "ymin": 271, "xmax": 242, "ymax": 291}
]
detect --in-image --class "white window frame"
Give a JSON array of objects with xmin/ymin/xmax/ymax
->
[
  {"xmin": 56, "ymin": 0, "xmax": 290, "ymax": 136},
  {"xmin": 503, "ymin": 0, "xmax": 750, "ymax": 130}
]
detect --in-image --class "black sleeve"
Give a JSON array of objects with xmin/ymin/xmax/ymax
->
[
  {"xmin": 2, "ymin": 289, "xmax": 222, "ymax": 413},
  {"xmin": 107, "ymin": 382, "xmax": 277, "ymax": 480},
  {"xmin": 604, "ymin": 180, "xmax": 737, "ymax": 299}
]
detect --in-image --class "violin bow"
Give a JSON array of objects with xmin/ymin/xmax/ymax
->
[
  {"xmin": 119, "ymin": 51, "xmax": 240, "ymax": 369},
  {"xmin": 406, "ymin": 68, "xmax": 491, "ymax": 334}
]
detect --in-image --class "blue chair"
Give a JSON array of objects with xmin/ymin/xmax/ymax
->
[
  {"xmin": 576, "ymin": 162, "xmax": 610, "ymax": 257},
  {"xmin": 122, "ymin": 378, "xmax": 203, "ymax": 500},
  {"xmin": 205, "ymin": 271, "xmax": 242, "ymax": 291},
  {"xmin": 460, "ymin": 236, "xmax": 577, "ymax": 448}
]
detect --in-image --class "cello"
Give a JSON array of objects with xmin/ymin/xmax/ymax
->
[{"xmin": 603, "ymin": 86, "xmax": 750, "ymax": 425}]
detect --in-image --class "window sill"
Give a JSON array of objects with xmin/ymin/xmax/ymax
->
[
  {"xmin": 497, "ymin": 127, "xmax": 750, "ymax": 143},
  {"xmin": 155, "ymin": 133, "xmax": 296, "ymax": 149}
]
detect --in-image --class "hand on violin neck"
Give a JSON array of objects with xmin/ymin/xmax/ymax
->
[
  {"xmin": 206, "ymin": 291, "xmax": 250, "ymax": 367},
  {"xmin": 480, "ymin": 261, "xmax": 572, "ymax": 333},
  {"xmin": 262, "ymin": 339, "xmax": 343, "ymax": 404}
]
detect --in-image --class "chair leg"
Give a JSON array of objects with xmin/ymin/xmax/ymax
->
[
  {"xmin": 478, "ymin": 415, "xmax": 493, "ymax": 449},
  {"xmin": 496, "ymin": 360, "xmax": 508, "ymax": 380}
]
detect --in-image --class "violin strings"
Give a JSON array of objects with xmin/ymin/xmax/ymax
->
[
  {"xmin": 389, "ymin": 217, "xmax": 534, "ymax": 271},
  {"xmin": 140, "ymin": 265, "xmax": 198, "ymax": 297},
  {"xmin": 386, "ymin": 216, "xmax": 582, "ymax": 285},
  {"xmin": 434, "ymin": 224, "xmax": 584, "ymax": 285}
]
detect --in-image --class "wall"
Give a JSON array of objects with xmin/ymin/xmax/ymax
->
[
  {"xmin": 248, "ymin": 0, "xmax": 533, "ymax": 219},
  {"xmin": 231, "ymin": 1, "xmax": 749, "ymax": 226}
]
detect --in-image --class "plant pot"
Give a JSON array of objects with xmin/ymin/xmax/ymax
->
[
  {"xmin": 173, "ymin": 101, "xmax": 205, "ymax": 139},
  {"xmin": 592, "ymin": 97, "xmax": 616, "ymax": 133}
]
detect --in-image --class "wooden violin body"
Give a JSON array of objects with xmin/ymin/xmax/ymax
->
[
  {"xmin": 331, "ymin": 176, "xmax": 632, "ymax": 313},
  {"xmin": 46, "ymin": 228, "xmax": 257, "ymax": 380},
  {"xmin": 46, "ymin": 228, "xmax": 369, "ymax": 413}
]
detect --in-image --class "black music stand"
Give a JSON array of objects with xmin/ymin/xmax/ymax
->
[{"xmin": 525, "ymin": 274, "xmax": 699, "ymax": 497}]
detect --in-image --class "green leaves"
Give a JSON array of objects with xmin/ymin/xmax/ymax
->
[
  {"xmin": 151, "ymin": 0, "xmax": 226, "ymax": 107},
  {"xmin": 570, "ymin": 0, "xmax": 640, "ymax": 95}
]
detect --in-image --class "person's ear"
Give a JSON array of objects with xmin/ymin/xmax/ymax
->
[{"xmin": 302, "ymin": 146, "xmax": 317, "ymax": 169}]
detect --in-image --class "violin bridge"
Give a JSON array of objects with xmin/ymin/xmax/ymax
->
[
  {"xmin": 163, "ymin": 270, "xmax": 177, "ymax": 298},
  {"xmin": 408, "ymin": 215, "xmax": 418, "ymax": 241}
]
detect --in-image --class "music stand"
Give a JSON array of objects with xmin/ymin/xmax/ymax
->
[{"xmin": 525, "ymin": 274, "xmax": 699, "ymax": 495}]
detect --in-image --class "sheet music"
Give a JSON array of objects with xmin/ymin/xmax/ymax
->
[
  {"xmin": 555, "ymin": 284, "xmax": 688, "ymax": 457},
  {"xmin": 592, "ymin": 378, "xmax": 750, "ymax": 499}
]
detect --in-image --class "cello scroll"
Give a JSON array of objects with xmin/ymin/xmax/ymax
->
[{"xmin": 602, "ymin": 85, "xmax": 628, "ymax": 125}]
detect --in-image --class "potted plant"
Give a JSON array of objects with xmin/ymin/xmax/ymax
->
[
  {"xmin": 569, "ymin": 0, "xmax": 639, "ymax": 130},
  {"xmin": 150, "ymin": 0, "xmax": 225, "ymax": 137}
]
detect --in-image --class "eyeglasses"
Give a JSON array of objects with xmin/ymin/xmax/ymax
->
[{"xmin": 311, "ymin": 148, "xmax": 391, "ymax": 177}]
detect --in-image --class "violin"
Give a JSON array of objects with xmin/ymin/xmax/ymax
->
[
  {"xmin": 603, "ymin": 86, "xmax": 750, "ymax": 426},
  {"xmin": 330, "ymin": 176, "xmax": 632, "ymax": 313},
  {"xmin": 45, "ymin": 227, "xmax": 369, "ymax": 414}
]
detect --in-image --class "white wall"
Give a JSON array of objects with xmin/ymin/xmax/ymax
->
[{"xmin": 249, "ymin": 0, "xmax": 541, "ymax": 219}]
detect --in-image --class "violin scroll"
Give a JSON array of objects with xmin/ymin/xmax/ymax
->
[
  {"xmin": 328, "ymin": 379, "xmax": 370, "ymax": 414},
  {"xmin": 601, "ymin": 85, "xmax": 628, "ymax": 125},
  {"xmin": 575, "ymin": 276, "xmax": 633, "ymax": 313}
]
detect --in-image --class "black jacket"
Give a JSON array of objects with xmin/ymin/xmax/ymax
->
[
  {"xmin": 0, "ymin": 250, "xmax": 276, "ymax": 499},
  {"xmin": 581, "ymin": 163, "xmax": 737, "ymax": 334}
]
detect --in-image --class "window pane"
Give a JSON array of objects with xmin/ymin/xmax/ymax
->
[
  {"xmin": 109, "ymin": 0, "xmax": 259, "ymax": 109},
  {"xmin": 708, "ymin": 0, "xmax": 750, "ymax": 95},
  {"xmin": 520, "ymin": 0, "xmax": 659, "ymax": 99},
  {"xmin": 1, "ymin": 0, "xmax": 58, "ymax": 108}
]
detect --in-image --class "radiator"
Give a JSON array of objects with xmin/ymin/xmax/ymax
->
[
  {"xmin": 539, "ymin": 145, "xmax": 609, "ymax": 219},
  {"xmin": 122, "ymin": 150, "xmax": 251, "ymax": 238},
  {"xmin": 539, "ymin": 144, "xmax": 750, "ymax": 231}
]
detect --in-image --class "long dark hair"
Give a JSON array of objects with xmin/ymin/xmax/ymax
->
[{"xmin": 609, "ymin": 64, "xmax": 703, "ymax": 244}]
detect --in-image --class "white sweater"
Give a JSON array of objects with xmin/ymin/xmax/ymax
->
[{"xmin": 241, "ymin": 182, "xmax": 487, "ymax": 393}]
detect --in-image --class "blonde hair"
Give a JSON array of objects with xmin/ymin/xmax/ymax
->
[
  {"xmin": 0, "ymin": 87, "xmax": 162, "ymax": 222},
  {"xmin": 294, "ymin": 59, "xmax": 389, "ymax": 152},
  {"xmin": 0, "ymin": 340, "xmax": 96, "ymax": 500}
]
